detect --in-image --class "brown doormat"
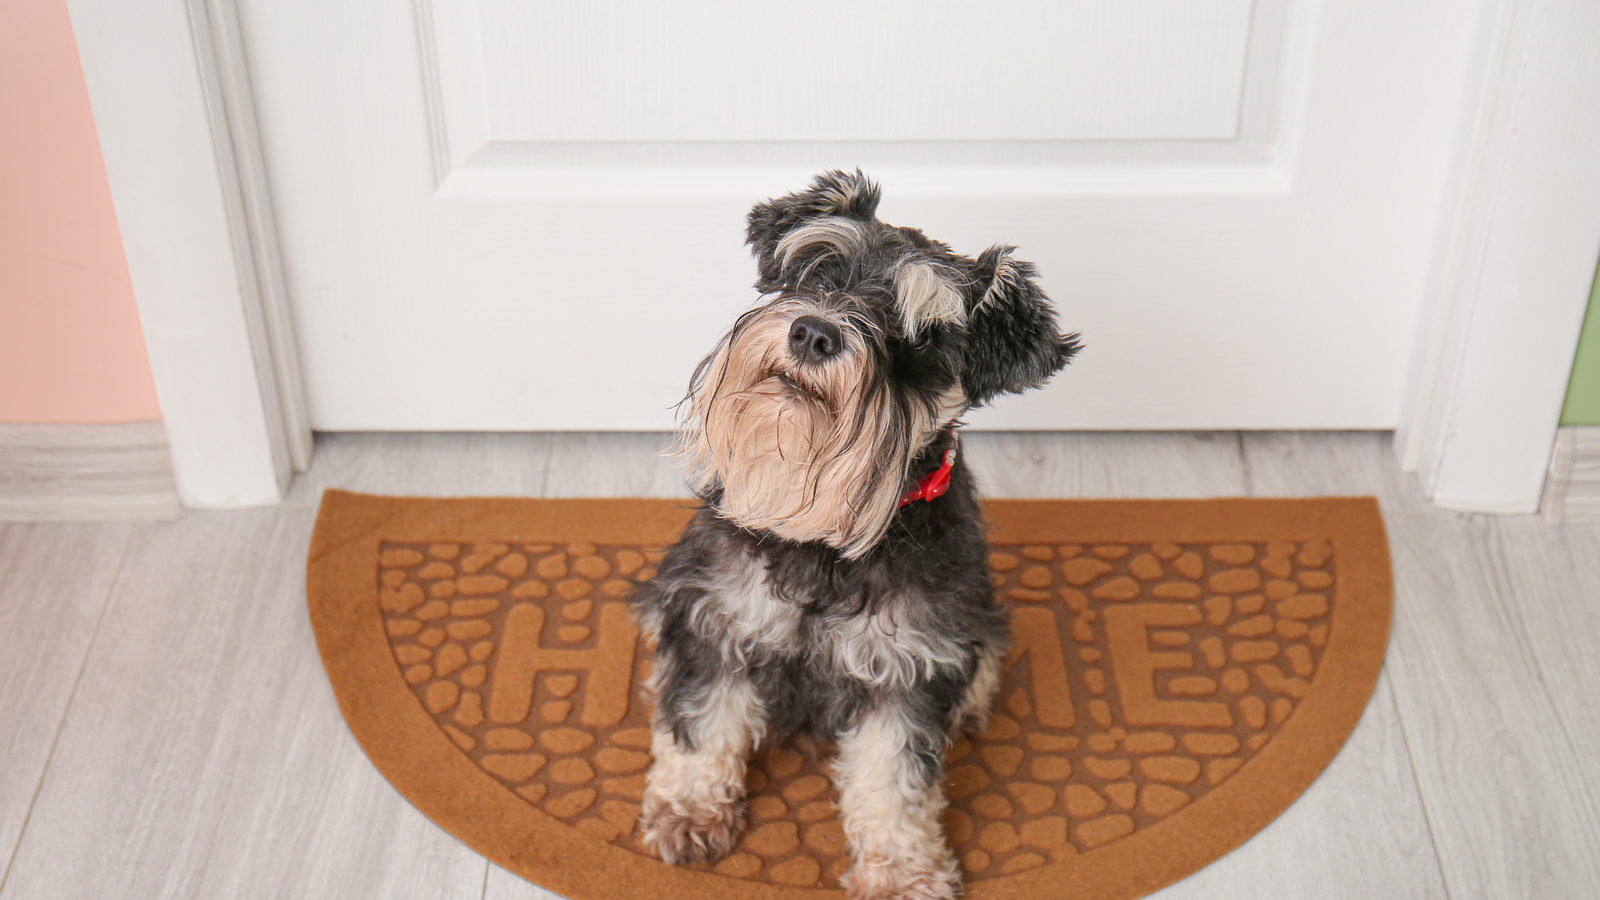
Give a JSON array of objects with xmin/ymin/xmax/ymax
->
[{"xmin": 307, "ymin": 491, "xmax": 1390, "ymax": 900}]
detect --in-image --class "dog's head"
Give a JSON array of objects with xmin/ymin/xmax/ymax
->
[{"xmin": 680, "ymin": 170, "xmax": 1080, "ymax": 557}]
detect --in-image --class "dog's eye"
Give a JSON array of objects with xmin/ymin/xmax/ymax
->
[{"xmin": 906, "ymin": 331, "xmax": 934, "ymax": 351}]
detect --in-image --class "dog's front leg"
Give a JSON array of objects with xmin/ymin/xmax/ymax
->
[
  {"xmin": 835, "ymin": 702, "xmax": 961, "ymax": 900},
  {"xmin": 639, "ymin": 671, "xmax": 764, "ymax": 865}
]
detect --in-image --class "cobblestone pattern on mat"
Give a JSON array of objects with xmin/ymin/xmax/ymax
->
[{"xmin": 377, "ymin": 539, "xmax": 1335, "ymax": 888}]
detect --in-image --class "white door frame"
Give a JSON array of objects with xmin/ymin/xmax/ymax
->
[
  {"xmin": 1396, "ymin": 0, "xmax": 1600, "ymax": 514},
  {"xmin": 65, "ymin": 0, "xmax": 310, "ymax": 509},
  {"xmin": 67, "ymin": 0, "xmax": 1599, "ymax": 512}
]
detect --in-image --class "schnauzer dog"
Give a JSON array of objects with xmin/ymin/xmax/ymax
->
[{"xmin": 633, "ymin": 170, "xmax": 1079, "ymax": 900}]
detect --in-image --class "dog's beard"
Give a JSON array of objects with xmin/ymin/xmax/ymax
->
[{"xmin": 679, "ymin": 305, "xmax": 945, "ymax": 559}]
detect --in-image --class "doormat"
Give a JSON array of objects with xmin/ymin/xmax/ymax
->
[{"xmin": 307, "ymin": 491, "xmax": 1390, "ymax": 900}]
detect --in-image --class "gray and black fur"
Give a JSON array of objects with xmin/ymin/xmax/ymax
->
[{"xmin": 634, "ymin": 171, "xmax": 1078, "ymax": 900}]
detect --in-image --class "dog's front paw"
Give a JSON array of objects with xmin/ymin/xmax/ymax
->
[
  {"xmin": 842, "ymin": 853, "xmax": 961, "ymax": 900},
  {"xmin": 638, "ymin": 790, "xmax": 745, "ymax": 865}
]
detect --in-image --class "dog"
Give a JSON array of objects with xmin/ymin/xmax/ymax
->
[{"xmin": 632, "ymin": 170, "xmax": 1079, "ymax": 900}]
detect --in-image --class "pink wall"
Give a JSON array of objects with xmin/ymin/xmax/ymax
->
[{"xmin": 0, "ymin": 0, "xmax": 161, "ymax": 423}]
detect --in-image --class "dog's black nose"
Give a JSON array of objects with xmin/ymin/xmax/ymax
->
[{"xmin": 788, "ymin": 316, "xmax": 843, "ymax": 365}]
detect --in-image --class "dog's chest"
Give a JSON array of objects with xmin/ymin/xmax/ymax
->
[
  {"xmin": 709, "ymin": 552, "xmax": 806, "ymax": 652},
  {"xmin": 711, "ymin": 552, "xmax": 962, "ymax": 689}
]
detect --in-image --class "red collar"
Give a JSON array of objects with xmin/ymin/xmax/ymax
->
[{"xmin": 899, "ymin": 428, "xmax": 959, "ymax": 508}]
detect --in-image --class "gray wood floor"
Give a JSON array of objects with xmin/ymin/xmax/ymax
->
[{"xmin": 1, "ymin": 431, "xmax": 1595, "ymax": 899}]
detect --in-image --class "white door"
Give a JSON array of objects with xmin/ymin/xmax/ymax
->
[{"xmin": 236, "ymin": 0, "xmax": 1486, "ymax": 432}]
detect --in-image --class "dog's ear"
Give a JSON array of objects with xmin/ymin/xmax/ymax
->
[
  {"xmin": 747, "ymin": 169, "xmax": 880, "ymax": 289},
  {"xmin": 961, "ymin": 245, "xmax": 1081, "ymax": 406}
]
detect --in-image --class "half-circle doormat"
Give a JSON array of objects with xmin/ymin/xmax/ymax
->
[{"xmin": 308, "ymin": 491, "xmax": 1391, "ymax": 900}]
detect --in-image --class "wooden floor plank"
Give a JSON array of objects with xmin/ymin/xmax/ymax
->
[
  {"xmin": 0, "ymin": 524, "xmax": 129, "ymax": 886},
  {"xmin": 1382, "ymin": 512, "xmax": 1600, "ymax": 898},
  {"xmin": 283, "ymin": 432, "xmax": 554, "ymax": 506},
  {"xmin": 963, "ymin": 431, "xmax": 1250, "ymax": 498},
  {"xmin": 1554, "ymin": 523, "xmax": 1600, "ymax": 740},
  {"xmin": 0, "ymin": 509, "xmax": 486, "ymax": 900},
  {"xmin": 293, "ymin": 430, "xmax": 1254, "ymax": 504},
  {"xmin": 484, "ymin": 863, "xmax": 566, "ymax": 900},
  {"xmin": 1239, "ymin": 431, "xmax": 1437, "ymax": 515},
  {"xmin": 539, "ymin": 432, "xmax": 687, "ymax": 498}
]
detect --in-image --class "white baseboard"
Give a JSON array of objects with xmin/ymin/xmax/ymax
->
[
  {"xmin": 0, "ymin": 422, "xmax": 182, "ymax": 522},
  {"xmin": 1541, "ymin": 427, "xmax": 1600, "ymax": 526}
]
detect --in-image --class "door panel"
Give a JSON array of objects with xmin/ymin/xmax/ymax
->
[
  {"xmin": 239, "ymin": 0, "xmax": 1483, "ymax": 430},
  {"xmin": 470, "ymin": 1, "xmax": 1252, "ymax": 142}
]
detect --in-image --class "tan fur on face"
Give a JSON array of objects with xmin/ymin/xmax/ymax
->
[
  {"xmin": 979, "ymin": 246, "xmax": 1020, "ymax": 311},
  {"xmin": 776, "ymin": 217, "xmax": 870, "ymax": 281},
  {"xmin": 893, "ymin": 261, "xmax": 966, "ymax": 337},
  {"xmin": 680, "ymin": 299, "xmax": 946, "ymax": 559}
]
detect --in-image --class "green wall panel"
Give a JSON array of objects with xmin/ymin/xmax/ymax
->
[{"xmin": 1562, "ymin": 256, "xmax": 1600, "ymax": 427}]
